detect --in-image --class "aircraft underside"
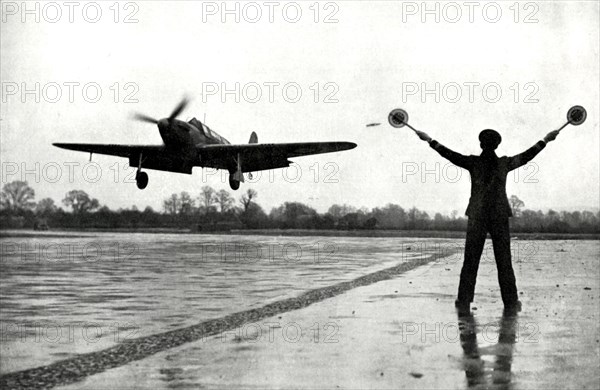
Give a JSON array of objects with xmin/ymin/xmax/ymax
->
[{"xmin": 129, "ymin": 152, "xmax": 291, "ymax": 190}]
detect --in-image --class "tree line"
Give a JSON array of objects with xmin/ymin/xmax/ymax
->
[{"xmin": 1, "ymin": 181, "xmax": 598, "ymax": 234}]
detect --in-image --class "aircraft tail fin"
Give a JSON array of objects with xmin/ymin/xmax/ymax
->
[{"xmin": 249, "ymin": 132, "xmax": 258, "ymax": 144}]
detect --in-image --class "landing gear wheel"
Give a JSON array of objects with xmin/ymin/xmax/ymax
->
[
  {"xmin": 136, "ymin": 171, "xmax": 148, "ymax": 190},
  {"xmin": 229, "ymin": 175, "xmax": 240, "ymax": 190}
]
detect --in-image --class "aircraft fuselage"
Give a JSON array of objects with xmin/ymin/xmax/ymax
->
[{"xmin": 158, "ymin": 118, "xmax": 230, "ymax": 148}]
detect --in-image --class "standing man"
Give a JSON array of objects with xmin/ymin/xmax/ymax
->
[{"xmin": 414, "ymin": 128, "xmax": 560, "ymax": 309}]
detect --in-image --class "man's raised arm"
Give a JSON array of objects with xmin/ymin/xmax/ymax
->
[
  {"xmin": 507, "ymin": 130, "xmax": 560, "ymax": 171},
  {"xmin": 414, "ymin": 130, "xmax": 472, "ymax": 170}
]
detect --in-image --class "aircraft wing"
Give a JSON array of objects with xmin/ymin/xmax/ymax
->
[
  {"xmin": 53, "ymin": 141, "xmax": 357, "ymax": 174},
  {"xmin": 53, "ymin": 143, "xmax": 166, "ymax": 158},
  {"xmin": 198, "ymin": 142, "xmax": 357, "ymax": 172},
  {"xmin": 53, "ymin": 143, "xmax": 195, "ymax": 174}
]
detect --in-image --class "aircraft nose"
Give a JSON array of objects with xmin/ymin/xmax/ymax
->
[{"xmin": 157, "ymin": 118, "xmax": 169, "ymax": 130}]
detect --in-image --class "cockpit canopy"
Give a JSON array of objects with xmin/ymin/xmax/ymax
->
[{"xmin": 189, "ymin": 117, "xmax": 230, "ymax": 144}]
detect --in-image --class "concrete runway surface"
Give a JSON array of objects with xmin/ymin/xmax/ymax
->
[{"xmin": 1, "ymin": 234, "xmax": 598, "ymax": 389}]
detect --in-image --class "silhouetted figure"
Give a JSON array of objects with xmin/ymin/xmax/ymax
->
[{"xmin": 416, "ymin": 128, "xmax": 560, "ymax": 308}]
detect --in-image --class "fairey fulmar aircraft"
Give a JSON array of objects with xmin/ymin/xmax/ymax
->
[{"xmin": 54, "ymin": 98, "xmax": 357, "ymax": 190}]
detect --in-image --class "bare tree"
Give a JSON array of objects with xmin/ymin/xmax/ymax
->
[
  {"xmin": 178, "ymin": 191, "xmax": 195, "ymax": 215},
  {"xmin": 240, "ymin": 188, "xmax": 257, "ymax": 212},
  {"xmin": 0, "ymin": 181, "xmax": 36, "ymax": 212},
  {"xmin": 215, "ymin": 189, "xmax": 234, "ymax": 213},
  {"xmin": 163, "ymin": 193, "xmax": 180, "ymax": 216},
  {"xmin": 199, "ymin": 186, "xmax": 216, "ymax": 215},
  {"xmin": 62, "ymin": 190, "xmax": 99, "ymax": 214},
  {"xmin": 509, "ymin": 195, "xmax": 525, "ymax": 217},
  {"xmin": 35, "ymin": 198, "xmax": 57, "ymax": 216}
]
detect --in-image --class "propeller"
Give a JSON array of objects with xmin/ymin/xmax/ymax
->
[
  {"xmin": 132, "ymin": 97, "xmax": 190, "ymax": 125},
  {"xmin": 169, "ymin": 97, "xmax": 189, "ymax": 121},
  {"xmin": 133, "ymin": 113, "xmax": 159, "ymax": 124}
]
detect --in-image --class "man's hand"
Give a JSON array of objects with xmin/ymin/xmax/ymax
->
[
  {"xmin": 415, "ymin": 131, "xmax": 432, "ymax": 143},
  {"xmin": 544, "ymin": 130, "xmax": 560, "ymax": 143}
]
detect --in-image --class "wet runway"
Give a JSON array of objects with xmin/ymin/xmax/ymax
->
[
  {"xmin": 0, "ymin": 233, "xmax": 451, "ymax": 375},
  {"xmin": 1, "ymin": 233, "xmax": 598, "ymax": 389}
]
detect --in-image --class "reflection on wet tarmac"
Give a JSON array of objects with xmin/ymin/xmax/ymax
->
[
  {"xmin": 0, "ymin": 233, "xmax": 458, "ymax": 377},
  {"xmin": 458, "ymin": 308, "xmax": 519, "ymax": 389}
]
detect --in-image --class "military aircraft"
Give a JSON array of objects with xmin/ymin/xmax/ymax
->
[{"xmin": 53, "ymin": 98, "xmax": 357, "ymax": 190}]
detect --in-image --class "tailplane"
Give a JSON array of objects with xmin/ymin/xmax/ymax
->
[{"xmin": 249, "ymin": 132, "xmax": 258, "ymax": 144}]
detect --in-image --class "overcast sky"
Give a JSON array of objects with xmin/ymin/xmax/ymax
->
[{"xmin": 1, "ymin": 1, "xmax": 598, "ymax": 215}]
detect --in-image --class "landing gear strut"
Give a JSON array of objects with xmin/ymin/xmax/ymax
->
[
  {"xmin": 229, "ymin": 152, "xmax": 243, "ymax": 190},
  {"xmin": 136, "ymin": 153, "xmax": 148, "ymax": 190}
]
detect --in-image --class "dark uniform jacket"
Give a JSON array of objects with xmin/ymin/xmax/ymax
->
[{"xmin": 429, "ymin": 140, "xmax": 546, "ymax": 219}]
